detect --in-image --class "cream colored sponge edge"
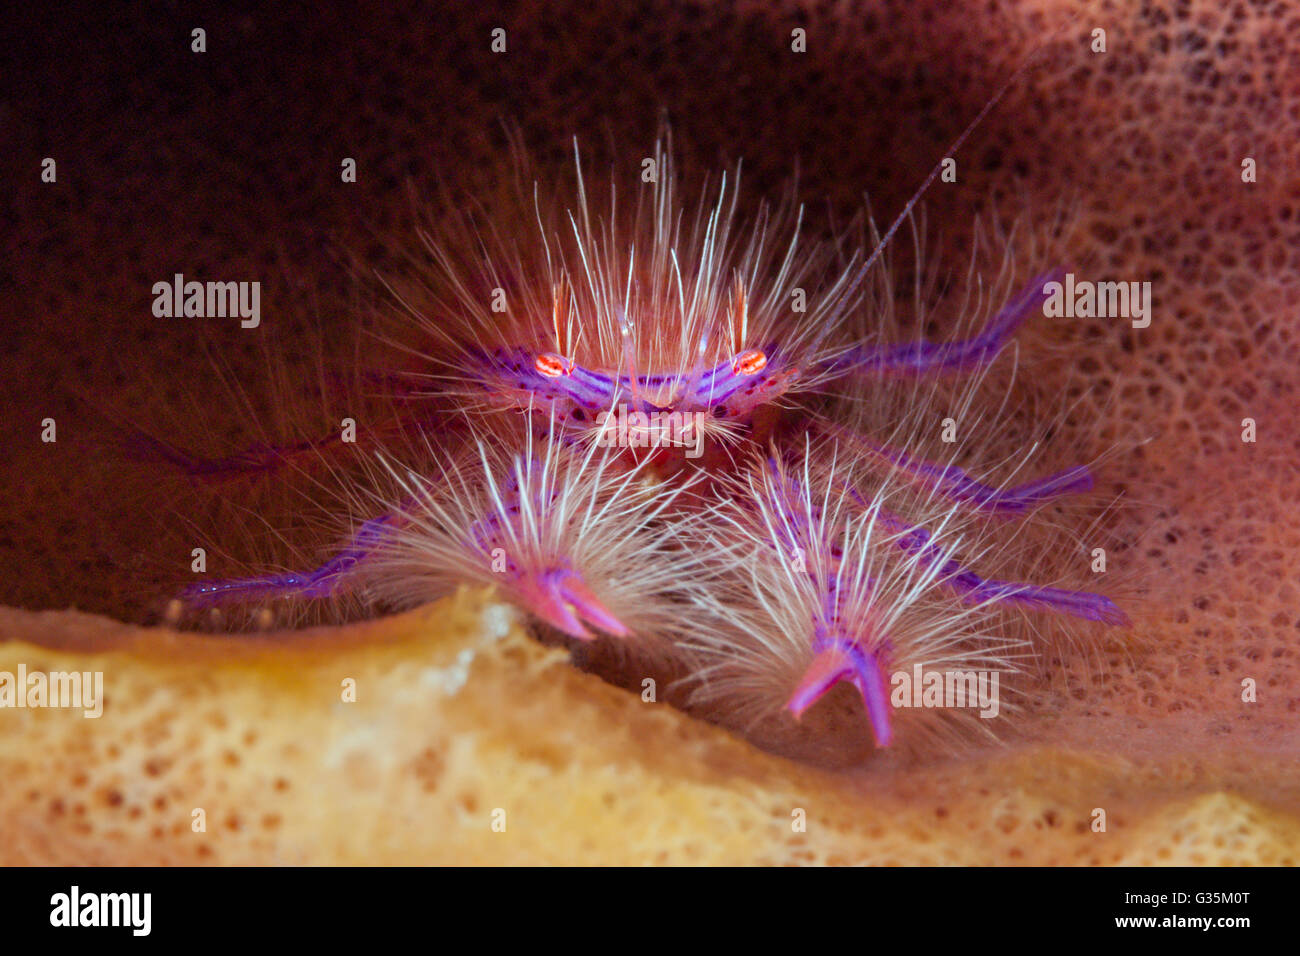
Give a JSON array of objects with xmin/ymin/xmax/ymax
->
[{"xmin": 0, "ymin": 591, "xmax": 1295, "ymax": 865}]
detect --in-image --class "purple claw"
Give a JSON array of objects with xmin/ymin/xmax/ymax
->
[
  {"xmin": 787, "ymin": 634, "xmax": 893, "ymax": 747},
  {"xmin": 517, "ymin": 566, "xmax": 629, "ymax": 641}
]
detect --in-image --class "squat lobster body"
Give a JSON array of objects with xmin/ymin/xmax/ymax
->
[{"xmin": 143, "ymin": 123, "xmax": 1128, "ymax": 759}]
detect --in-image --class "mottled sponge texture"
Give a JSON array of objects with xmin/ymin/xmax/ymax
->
[
  {"xmin": 3, "ymin": 594, "xmax": 1298, "ymax": 865},
  {"xmin": 2, "ymin": 0, "xmax": 1298, "ymax": 863}
]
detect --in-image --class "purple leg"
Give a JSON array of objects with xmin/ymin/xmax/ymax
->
[
  {"xmin": 868, "ymin": 443, "xmax": 1094, "ymax": 514},
  {"xmin": 832, "ymin": 270, "xmax": 1062, "ymax": 376},
  {"xmin": 181, "ymin": 514, "xmax": 395, "ymax": 608},
  {"xmin": 875, "ymin": 509, "xmax": 1128, "ymax": 625},
  {"xmin": 126, "ymin": 415, "xmax": 440, "ymax": 482},
  {"xmin": 127, "ymin": 425, "xmax": 357, "ymax": 481},
  {"xmin": 765, "ymin": 463, "xmax": 1119, "ymax": 625}
]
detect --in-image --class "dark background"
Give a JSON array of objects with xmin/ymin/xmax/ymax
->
[{"xmin": 4, "ymin": 0, "xmax": 1081, "ymax": 620}]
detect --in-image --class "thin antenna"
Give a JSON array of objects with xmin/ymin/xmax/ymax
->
[{"xmin": 856, "ymin": 49, "xmax": 1047, "ymax": 283}]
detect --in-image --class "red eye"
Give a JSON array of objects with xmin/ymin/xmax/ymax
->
[
  {"xmin": 534, "ymin": 352, "xmax": 574, "ymax": 378},
  {"xmin": 732, "ymin": 349, "xmax": 767, "ymax": 376}
]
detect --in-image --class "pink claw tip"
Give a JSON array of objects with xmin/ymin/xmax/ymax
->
[
  {"xmin": 786, "ymin": 641, "xmax": 894, "ymax": 748},
  {"xmin": 556, "ymin": 571, "xmax": 630, "ymax": 637},
  {"xmin": 786, "ymin": 646, "xmax": 855, "ymax": 720},
  {"xmin": 522, "ymin": 567, "xmax": 630, "ymax": 641}
]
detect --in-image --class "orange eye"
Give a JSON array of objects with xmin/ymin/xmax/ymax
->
[
  {"xmin": 732, "ymin": 349, "xmax": 767, "ymax": 376},
  {"xmin": 534, "ymin": 352, "xmax": 574, "ymax": 378}
]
